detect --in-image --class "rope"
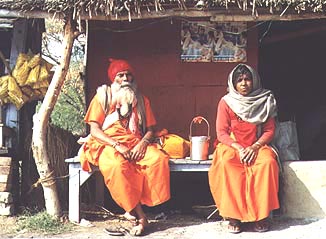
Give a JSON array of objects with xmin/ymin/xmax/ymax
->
[{"xmin": 27, "ymin": 171, "xmax": 70, "ymax": 194}]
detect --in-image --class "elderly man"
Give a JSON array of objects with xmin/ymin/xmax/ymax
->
[{"xmin": 79, "ymin": 59, "xmax": 170, "ymax": 236}]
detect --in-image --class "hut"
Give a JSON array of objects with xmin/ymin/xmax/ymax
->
[{"xmin": 1, "ymin": 0, "xmax": 326, "ymax": 218}]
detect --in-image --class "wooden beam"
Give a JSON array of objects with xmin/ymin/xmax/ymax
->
[
  {"xmin": 0, "ymin": 9, "xmax": 62, "ymax": 19},
  {"xmin": 2, "ymin": 8, "xmax": 326, "ymax": 22},
  {"xmin": 210, "ymin": 13, "xmax": 326, "ymax": 22}
]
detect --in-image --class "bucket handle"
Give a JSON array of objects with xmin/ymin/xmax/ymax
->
[{"xmin": 189, "ymin": 116, "xmax": 210, "ymax": 138}]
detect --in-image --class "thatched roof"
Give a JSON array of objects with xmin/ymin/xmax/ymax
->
[{"xmin": 0, "ymin": 0, "xmax": 326, "ymax": 21}]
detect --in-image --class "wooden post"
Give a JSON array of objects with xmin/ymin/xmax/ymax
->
[{"xmin": 32, "ymin": 15, "xmax": 79, "ymax": 217}]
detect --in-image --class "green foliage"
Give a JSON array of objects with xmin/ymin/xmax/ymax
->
[
  {"xmin": 42, "ymin": 19, "xmax": 86, "ymax": 136},
  {"xmin": 16, "ymin": 210, "xmax": 72, "ymax": 235},
  {"xmin": 50, "ymin": 78, "xmax": 86, "ymax": 136}
]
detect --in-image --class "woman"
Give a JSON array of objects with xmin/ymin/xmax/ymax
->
[
  {"xmin": 79, "ymin": 59, "xmax": 170, "ymax": 236},
  {"xmin": 208, "ymin": 64, "xmax": 279, "ymax": 233}
]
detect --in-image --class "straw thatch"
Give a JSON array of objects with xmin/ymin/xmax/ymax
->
[{"xmin": 0, "ymin": 0, "xmax": 325, "ymax": 21}]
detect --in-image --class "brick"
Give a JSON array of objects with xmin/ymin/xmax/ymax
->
[
  {"xmin": 0, "ymin": 157, "xmax": 12, "ymax": 166},
  {"xmin": 0, "ymin": 183, "xmax": 11, "ymax": 192},
  {"xmin": 0, "ymin": 174, "xmax": 11, "ymax": 183},
  {"xmin": 0, "ymin": 203, "xmax": 14, "ymax": 216},
  {"xmin": 0, "ymin": 166, "xmax": 11, "ymax": 175},
  {"xmin": 0, "ymin": 192, "xmax": 13, "ymax": 203}
]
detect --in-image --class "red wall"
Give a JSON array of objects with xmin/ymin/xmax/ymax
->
[{"xmin": 86, "ymin": 19, "xmax": 258, "ymax": 151}]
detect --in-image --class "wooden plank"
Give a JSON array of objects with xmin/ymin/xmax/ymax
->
[
  {"xmin": 66, "ymin": 157, "xmax": 213, "ymax": 172},
  {"xmin": 169, "ymin": 158, "xmax": 212, "ymax": 165},
  {"xmin": 2, "ymin": 7, "xmax": 326, "ymax": 22}
]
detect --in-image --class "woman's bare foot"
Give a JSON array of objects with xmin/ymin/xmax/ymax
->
[
  {"xmin": 227, "ymin": 218, "xmax": 242, "ymax": 233},
  {"xmin": 129, "ymin": 218, "xmax": 149, "ymax": 236},
  {"xmin": 254, "ymin": 217, "xmax": 270, "ymax": 232}
]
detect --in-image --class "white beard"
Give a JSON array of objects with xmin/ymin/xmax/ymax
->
[{"xmin": 111, "ymin": 81, "xmax": 137, "ymax": 117}]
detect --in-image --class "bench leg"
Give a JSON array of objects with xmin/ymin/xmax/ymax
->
[
  {"xmin": 68, "ymin": 166, "xmax": 81, "ymax": 223},
  {"xmin": 95, "ymin": 171, "xmax": 104, "ymax": 206}
]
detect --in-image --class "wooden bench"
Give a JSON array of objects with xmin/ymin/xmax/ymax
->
[{"xmin": 65, "ymin": 156, "xmax": 212, "ymax": 222}]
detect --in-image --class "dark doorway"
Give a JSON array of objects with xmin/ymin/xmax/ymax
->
[{"xmin": 259, "ymin": 20, "xmax": 326, "ymax": 160}]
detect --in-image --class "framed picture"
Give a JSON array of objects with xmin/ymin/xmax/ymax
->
[{"xmin": 181, "ymin": 21, "xmax": 247, "ymax": 62}]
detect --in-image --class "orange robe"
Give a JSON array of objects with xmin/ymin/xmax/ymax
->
[
  {"xmin": 208, "ymin": 99, "xmax": 279, "ymax": 222},
  {"xmin": 79, "ymin": 94, "xmax": 170, "ymax": 212}
]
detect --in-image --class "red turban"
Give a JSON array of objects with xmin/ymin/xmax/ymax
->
[{"xmin": 107, "ymin": 58, "xmax": 135, "ymax": 82}]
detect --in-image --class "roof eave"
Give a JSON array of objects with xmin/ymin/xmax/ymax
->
[{"xmin": 1, "ymin": 8, "xmax": 326, "ymax": 22}]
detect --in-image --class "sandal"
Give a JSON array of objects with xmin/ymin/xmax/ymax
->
[
  {"xmin": 227, "ymin": 218, "xmax": 242, "ymax": 234},
  {"xmin": 254, "ymin": 218, "xmax": 270, "ymax": 232},
  {"xmin": 104, "ymin": 227, "xmax": 128, "ymax": 236}
]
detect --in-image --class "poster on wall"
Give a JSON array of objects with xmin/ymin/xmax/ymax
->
[{"xmin": 181, "ymin": 21, "xmax": 247, "ymax": 62}]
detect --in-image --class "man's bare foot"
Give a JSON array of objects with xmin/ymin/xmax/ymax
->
[
  {"xmin": 123, "ymin": 212, "xmax": 137, "ymax": 221},
  {"xmin": 129, "ymin": 218, "xmax": 149, "ymax": 236}
]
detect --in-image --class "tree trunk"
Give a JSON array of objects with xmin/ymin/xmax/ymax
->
[{"xmin": 31, "ymin": 16, "xmax": 78, "ymax": 217}]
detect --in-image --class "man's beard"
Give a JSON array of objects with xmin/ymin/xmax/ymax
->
[
  {"xmin": 111, "ymin": 80, "xmax": 138, "ymax": 95},
  {"xmin": 111, "ymin": 80, "xmax": 138, "ymax": 117}
]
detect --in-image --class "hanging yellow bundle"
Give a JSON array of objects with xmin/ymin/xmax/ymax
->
[
  {"xmin": 12, "ymin": 53, "xmax": 31, "ymax": 86},
  {"xmin": 13, "ymin": 61, "xmax": 31, "ymax": 86},
  {"xmin": 0, "ymin": 75, "xmax": 9, "ymax": 100},
  {"xmin": 1, "ymin": 53, "xmax": 54, "ymax": 108},
  {"xmin": 12, "ymin": 53, "xmax": 29, "ymax": 72},
  {"xmin": 7, "ymin": 75, "xmax": 24, "ymax": 109},
  {"xmin": 27, "ymin": 54, "xmax": 42, "ymax": 68},
  {"xmin": 39, "ymin": 64, "xmax": 51, "ymax": 82},
  {"xmin": 25, "ymin": 65, "xmax": 41, "ymax": 85}
]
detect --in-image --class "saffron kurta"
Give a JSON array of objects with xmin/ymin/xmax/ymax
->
[
  {"xmin": 208, "ymin": 98, "xmax": 279, "ymax": 222},
  {"xmin": 79, "ymin": 94, "xmax": 170, "ymax": 212}
]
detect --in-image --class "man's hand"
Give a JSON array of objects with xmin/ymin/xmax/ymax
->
[
  {"xmin": 130, "ymin": 140, "xmax": 148, "ymax": 161},
  {"xmin": 115, "ymin": 144, "xmax": 132, "ymax": 161}
]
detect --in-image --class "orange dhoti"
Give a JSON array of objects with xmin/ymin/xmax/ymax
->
[
  {"xmin": 79, "ymin": 122, "xmax": 170, "ymax": 212},
  {"xmin": 98, "ymin": 144, "xmax": 170, "ymax": 212},
  {"xmin": 208, "ymin": 143, "xmax": 279, "ymax": 222}
]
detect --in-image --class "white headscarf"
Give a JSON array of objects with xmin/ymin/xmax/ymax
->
[{"xmin": 223, "ymin": 64, "xmax": 277, "ymax": 124}]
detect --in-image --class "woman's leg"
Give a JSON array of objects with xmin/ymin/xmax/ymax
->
[
  {"xmin": 209, "ymin": 144, "xmax": 246, "ymax": 220},
  {"xmin": 248, "ymin": 146, "xmax": 280, "ymax": 221}
]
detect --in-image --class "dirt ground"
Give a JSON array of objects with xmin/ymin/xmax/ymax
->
[{"xmin": 1, "ymin": 207, "xmax": 326, "ymax": 239}]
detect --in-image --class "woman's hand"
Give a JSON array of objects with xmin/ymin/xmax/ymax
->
[
  {"xmin": 239, "ymin": 145, "xmax": 259, "ymax": 166},
  {"xmin": 129, "ymin": 140, "xmax": 148, "ymax": 161}
]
